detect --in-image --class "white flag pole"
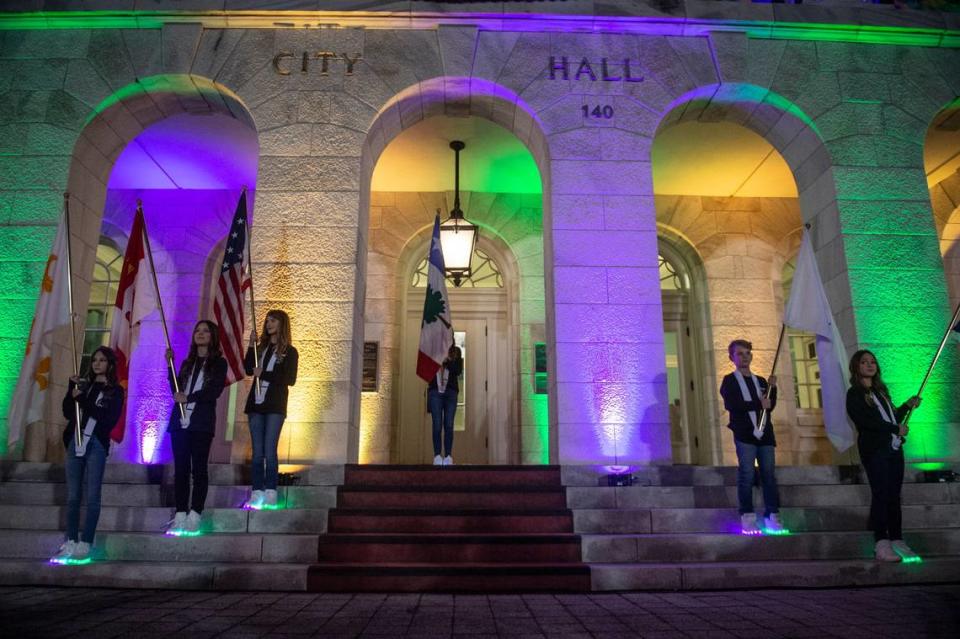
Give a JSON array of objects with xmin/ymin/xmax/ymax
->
[
  {"xmin": 242, "ymin": 187, "xmax": 262, "ymax": 399},
  {"xmin": 902, "ymin": 299, "xmax": 960, "ymax": 426},
  {"xmin": 139, "ymin": 201, "xmax": 186, "ymax": 420},
  {"xmin": 62, "ymin": 193, "xmax": 83, "ymax": 448}
]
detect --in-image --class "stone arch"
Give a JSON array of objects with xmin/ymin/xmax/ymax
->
[
  {"xmin": 354, "ymin": 76, "xmax": 552, "ymax": 463},
  {"xmin": 49, "ymin": 74, "xmax": 258, "ymax": 463},
  {"xmin": 653, "ymin": 83, "xmax": 843, "ymax": 465},
  {"xmin": 926, "ymin": 97, "xmax": 960, "ymax": 309}
]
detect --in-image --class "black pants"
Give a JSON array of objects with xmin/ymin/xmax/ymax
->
[
  {"xmin": 861, "ymin": 448, "xmax": 904, "ymax": 542},
  {"xmin": 171, "ymin": 429, "xmax": 214, "ymax": 514}
]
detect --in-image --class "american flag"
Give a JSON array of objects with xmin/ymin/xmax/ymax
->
[{"xmin": 213, "ymin": 192, "xmax": 252, "ymax": 385}]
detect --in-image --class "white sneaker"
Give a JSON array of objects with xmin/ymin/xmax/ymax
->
[
  {"xmin": 443, "ymin": 455, "xmax": 453, "ymax": 466},
  {"xmin": 247, "ymin": 490, "xmax": 265, "ymax": 509},
  {"xmin": 184, "ymin": 510, "xmax": 202, "ymax": 533},
  {"xmin": 763, "ymin": 513, "xmax": 786, "ymax": 534},
  {"xmin": 166, "ymin": 511, "xmax": 187, "ymax": 535},
  {"xmin": 891, "ymin": 540, "xmax": 921, "ymax": 562},
  {"xmin": 51, "ymin": 540, "xmax": 77, "ymax": 562},
  {"xmin": 741, "ymin": 513, "xmax": 761, "ymax": 535},
  {"xmin": 875, "ymin": 539, "xmax": 902, "ymax": 562},
  {"xmin": 433, "ymin": 455, "xmax": 443, "ymax": 466},
  {"xmin": 72, "ymin": 542, "xmax": 91, "ymax": 560},
  {"xmin": 264, "ymin": 489, "xmax": 278, "ymax": 507}
]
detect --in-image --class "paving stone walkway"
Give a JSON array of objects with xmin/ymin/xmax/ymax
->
[{"xmin": 1, "ymin": 584, "xmax": 958, "ymax": 638}]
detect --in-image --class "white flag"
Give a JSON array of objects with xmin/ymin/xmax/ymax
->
[
  {"xmin": 784, "ymin": 232, "xmax": 855, "ymax": 452},
  {"xmin": 7, "ymin": 214, "xmax": 71, "ymax": 446}
]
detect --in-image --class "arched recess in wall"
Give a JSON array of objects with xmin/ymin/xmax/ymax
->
[
  {"xmin": 651, "ymin": 83, "xmax": 843, "ymax": 466},
  {"xmin": 926, "ymin": 97, "xmax": 960, "ymax": 310},
  {"xmin": 356, "ymin": 77, "xmax": 552, "ymax": 465},
  {"xmin": 61, "ymin": 74, "xmax": 258, "ymax": 465}
]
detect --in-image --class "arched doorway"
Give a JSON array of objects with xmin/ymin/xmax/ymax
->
[
  {"xmin": 357, "ymin": 88, "xmax": 548, "ymax": 465},
  {"xmin": 397, "ymin": 239, "xmax": 513, "ymax": 464},
  {"xmin": 657, "ymin": 240, "xmax": 709, "ymax": 465}
]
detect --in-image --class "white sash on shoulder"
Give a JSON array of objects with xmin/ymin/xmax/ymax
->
[
  {"xmin": 74, "ymin": 389, "xmax": 104, "ymax": 457},
  {"xmin": 255, "ymin": 348, "xmax": 277, "ymax": 405},
  {"xmin": 436, "ymin": 366, "xmax": 450, "ymax": 394},
  {"xmin": 182, "ymin": 366, "xmax": 204, "ymax": 429},
  {"xmin": 733, "ymin": 370, "xmax": 765, "ymax": 440},
  {"xmin": 871, "ymin": 392, "xmax": 902, "ymax": 451}
]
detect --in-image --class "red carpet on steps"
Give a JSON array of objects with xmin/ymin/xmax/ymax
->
[{"xmin": 307, "ymin": 464, "xmax": 591, "ymax": 592}]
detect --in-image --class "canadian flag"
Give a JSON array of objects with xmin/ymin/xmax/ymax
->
[{"xmin": 108, "ymin": 209, "xmax": 158, "ymax": 443}]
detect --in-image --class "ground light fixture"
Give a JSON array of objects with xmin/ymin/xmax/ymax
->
[{"xmin": 439, "ymin": 140, "xmax": 478, "ymax": 287}]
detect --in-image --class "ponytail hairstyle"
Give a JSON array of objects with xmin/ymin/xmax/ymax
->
[
  {"xmin": 848, "ymin": 349, "xmax": 889, "ymax": 402},
  {"xmin": 258, "ymin": 309, "xmax": 292, "ymax": 358}
]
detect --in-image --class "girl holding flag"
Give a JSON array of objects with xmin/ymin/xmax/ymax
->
[
  {"xmin": 243, "ymin": 310, "xmax": 299, "ymax": 509},
  {"xmin": 165, "ymin": 320, "xmax": 227, "ymax": 535},
  {"xmin": 846, "ymin": 350, "xmax": 921, "ymax": 563},
  {"xmin": 51, "ymin": 346, "xmax": 124, "ymax": 563}
]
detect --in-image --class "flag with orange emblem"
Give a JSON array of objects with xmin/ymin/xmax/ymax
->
[{"xmin": 7, "ymin": 214, "xmax": 72, "ymax": 447}]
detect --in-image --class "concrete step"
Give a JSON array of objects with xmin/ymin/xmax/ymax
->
[
  {"xmin": 337, "ymin": 486, "xmax": 567, "ymax": 510},
  {"xmin": 317, "ymin": 533, "xmax": 584, "ymax": 563},
  {"xmin": 566, "ymin": 482, "xmax": 960, "ymax": 509},
  {"xmin": 561, "ymin": 464, "xmax": 955, "ymax": 487},
  {"xmin": 0, "ymin": 482, "xmax": 337, "ymax": 508},
  {"xmin": 344, "ymin": 464, "xmax": 562, "ymax": 488},
  {"xmin": 581, "ymin": 529, "xmax": 960, "ymax": 563},
  {"xmin": 0, "ymin": 559, "xmax": 310, "ymax": 590},
  {"xmin": 0, "ymin": 462, "xmax": 343, "ymax": 486},
  {"xmin": 0, "ymin": 504, "xmax": 328, "ymax": 534},
  {"xmin": 0, "ymin": 530, "xmax": 320, "ymax": 563},
  {"xmin": 307, "ymin": 563, "xmax": 592, "ymax": 592},
  {"xmin": 573, "ymin": 504, "xmax": 960, "ymax": 534},
  {"xmin": 590, "ymin": 557, "xmax": 960, "ymax": 591},
  {"xmin": 328, "ymin": 509, "xmax": 574, "ymax": 534}
]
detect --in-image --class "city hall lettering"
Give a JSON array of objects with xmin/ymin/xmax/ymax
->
[
  {"xmin": 272, "ymin": 51, "xmax": 364, "ymax": 76},
  {"xmin": 547, "ymin": 56, "xmax": 644, "ymax": 82}
]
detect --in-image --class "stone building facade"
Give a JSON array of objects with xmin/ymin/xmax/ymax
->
[{"xmin": 0, "ymin": 2, "xmax": 958, "ymax": 468}]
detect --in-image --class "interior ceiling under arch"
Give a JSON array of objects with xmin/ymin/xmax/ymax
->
[
  {"xmin": 925, "ymin": 109, "xmax": 960, "ymax": 188},
  {"xmin": 652, "ymin": 121, "xmax": 798, "ymax": 198},
  {"xmin": 373, "ymin": 116, "xmax": 800, "ymax": 199},
  {"xmin": 107, "ymin": 112, "xmax": 259, "ymax": 191},
  {"xmin": 372, "ymin": 116, "xmax": 543, "ymax": 194}
]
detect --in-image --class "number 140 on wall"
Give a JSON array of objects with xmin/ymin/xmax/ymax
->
[{"xmin": 582, "ymin": 105, "xmax": 614, "ymax": 119}]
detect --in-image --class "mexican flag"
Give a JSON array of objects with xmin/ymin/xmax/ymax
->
[{"xmin": 416, "ymin": 215, "xmax": 453, "ymax": 382}]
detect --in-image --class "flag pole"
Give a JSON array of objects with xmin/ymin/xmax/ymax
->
[
  {"xmin": 242, "ymin": 186, "xmax": 262, "ymax": 398},
  {"xmin": 902, "ymin": 299, "xmax": 960, "ymax": 426},
  {"xmin": 757, "ymin": 323, "xmax": 786, "ymax": 436},
  {"xmin": 62, "ymin": 193, "xmax": 83, "ymax": 448},
  {"xmin": 138, "ymin": 201, "xmax": 186, "ymax": 420}
]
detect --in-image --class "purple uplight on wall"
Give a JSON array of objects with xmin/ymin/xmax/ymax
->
[{"xmin": 102, "ymin": 112, "xmax": 259, "ymax": 464}]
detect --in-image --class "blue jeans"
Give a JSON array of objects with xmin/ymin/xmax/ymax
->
[
  {"xmin": 64, "ymin": 437, "xmax": 108, "ymax": 544},
  {"xmin": 249, "ymin": 413, "xmax": 285, "ymax": 490},
  {"xmin": 427, "ymin": 388, "xmax": 457, "ymax": 457},
  {"xmin": 734, "ymin": 439, "xmax": 780, "ymax": 516}
]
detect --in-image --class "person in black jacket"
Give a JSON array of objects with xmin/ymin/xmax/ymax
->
[
  {"xmin": 428, "ymin": 344, "xmax": 463, "ymax": 466},
  {"xmin": 719, "ymin": 339, "xmax": 784, "ymax": 535},
  {"xmin": 50, "ymin": 346, "xmax": 124, "ymax": 563},
  {"xmin": 165, "ymin": 320, "xmax": 227, "ymax": 535},
  {"xmin": 846, "ymin": 349, "xmax": 921, "ymax": 563},
  {"xmin": 243, "ymin": 309, "xmax": 298, "ymax": 509}
]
